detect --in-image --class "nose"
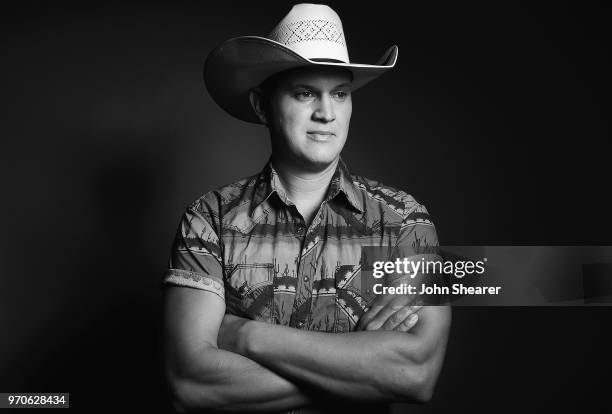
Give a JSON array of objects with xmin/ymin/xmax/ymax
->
[{"xmin": 312, "ymin": 94, "xmax": 335, "ymax": 123}]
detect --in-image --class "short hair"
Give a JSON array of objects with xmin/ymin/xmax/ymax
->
[{"xmin": 258, "ymin": 71, "xmax": 284, "ymax": 117}]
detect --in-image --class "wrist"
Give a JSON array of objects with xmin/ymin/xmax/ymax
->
[
  {"xmin": 236, "ymin": 317, "xmax": 256, "ymax": 356},
  {"xmin": 239, "ymin": 318, "xmax": 264, "ymax": 358}
]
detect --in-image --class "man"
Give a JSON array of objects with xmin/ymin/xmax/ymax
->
[{"xmin": 162, "ymin": 4, "xmax": 451, "ymax": 413}]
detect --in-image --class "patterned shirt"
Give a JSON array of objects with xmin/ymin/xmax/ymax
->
[{"xmin": 163, "ymin": 157, "xmax": 438, "ymax": 332}]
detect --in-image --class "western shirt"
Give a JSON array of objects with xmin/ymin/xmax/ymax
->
[{"xmin": 163, "ymin": 157, "xmax": 439, "ymax": 332}]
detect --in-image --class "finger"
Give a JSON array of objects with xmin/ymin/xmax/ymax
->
[
  {"xmin": 357, "ymin": 304, "xmax": 384, "ymax": 330},
  {"xmin": 393, "ymin": 313, "xmax": 419, "ymax": 332},
  {"xmin": 364, "ymin": 294, "xmax": 418, "ymax": 330},
  {"xmin": 359, "ymin": 295, "xmax": 420, "ymax": 331},
  {"xmin": 364, "ymin": 303, "xmax": 406, "ymax": 331},
  {"xmin": 409, "ymin": 304, "xmax": 423, "ymax": 314},
  {"xmin": 379, "ymin": 304, "xmax": 423, "ymax": 331},
  {"xmin": 358, "ymin": 290, "xmax": 401, "ymax": 328},
  {"xmin": 379, "ymin": 305, "xmax": 415, "ymax": 331}
]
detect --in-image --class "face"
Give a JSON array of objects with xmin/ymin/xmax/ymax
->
[{"xmin": 256, "ymin": 66, "xmax": 353, "ymax": 170}]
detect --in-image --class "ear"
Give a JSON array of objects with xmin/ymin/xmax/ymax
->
[{"xmin": 249, "ymin": 88, "xmax": 267, "ymax": 124}]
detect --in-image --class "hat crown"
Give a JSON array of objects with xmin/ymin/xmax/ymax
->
[{"xmin": 268, "ymin": 3, "xmax": 350, "ymax": 63}]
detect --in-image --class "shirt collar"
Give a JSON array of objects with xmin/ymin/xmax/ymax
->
[{"xmin": 250, "ymin": 157, "xmax": 364, "ymax": 217}]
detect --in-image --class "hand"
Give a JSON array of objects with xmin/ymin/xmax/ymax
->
[
  {"xmin": 357, "ymin": 294, "xmax": 422, "ymax": 332},
  {"xmin": 217, "ymin": 313, "xmax": 251, "ymax": 354}
]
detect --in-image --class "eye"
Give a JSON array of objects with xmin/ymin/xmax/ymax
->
[
  {"xmin": 332, "ymin": 90, "xmax": 350, "ymax": 100},
  {"xmin": 295, "ymin": 90, "xmax": 314, "ymax": 100}
]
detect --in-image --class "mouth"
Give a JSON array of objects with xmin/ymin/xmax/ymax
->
[{"xmin": 306, "ymin": 131, "xmax": 335, "ymax": 141}]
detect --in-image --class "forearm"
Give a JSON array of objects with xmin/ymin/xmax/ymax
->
[
  {"xmin": 171, "ymin": 343, "xmax": 314, "ymax": 412},
  {"xmin": 236, "ymin": 321, "xmax": 427, "ymax": 402}
]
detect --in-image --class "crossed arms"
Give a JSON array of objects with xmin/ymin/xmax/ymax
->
[{"xmin": 163, "ymin": 286, "xmax": 451, "ymax": 412}]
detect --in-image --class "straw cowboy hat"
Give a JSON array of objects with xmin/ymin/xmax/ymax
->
[{"xmin": 204, "ymin": 3, "xmax": 399, "ymax": 124}]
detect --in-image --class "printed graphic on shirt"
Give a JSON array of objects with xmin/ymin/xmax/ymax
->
[{"xmin": 164, "ymin": 158, "xmax": 438, "ymax": 332}]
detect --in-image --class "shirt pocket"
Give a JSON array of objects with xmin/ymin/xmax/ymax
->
[{"xmin": 226, "ymin": 263, "xmax": 275, "ymax": 321}]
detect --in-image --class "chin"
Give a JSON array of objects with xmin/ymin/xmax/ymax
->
[
  {"xmin": 300, "ymin": 148, "xmax": 339, "ymax": 165},
  {"xmin": 305, "ymin": 143, "xmax": 343, "ymax": 162}
]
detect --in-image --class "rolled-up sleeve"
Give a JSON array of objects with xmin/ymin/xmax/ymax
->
[
  {"xmin": 163, "ymin": 206, "xmax": 224, "ymax": 300},
  {"xmin": 392, "ymin": 203, "xmax": 447, "ymax": 304}
]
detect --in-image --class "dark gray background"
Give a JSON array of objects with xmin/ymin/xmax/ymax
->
[{"xmin": 1, "ymin": 1, "xmax": 610, "ymax": 412}]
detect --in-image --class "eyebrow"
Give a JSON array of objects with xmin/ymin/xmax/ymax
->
[{"xmin": 290, "ymin": 82, "xmax": 352, "ymax": 91}]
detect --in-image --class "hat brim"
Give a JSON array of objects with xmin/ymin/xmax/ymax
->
[{"xmin": 204, "ymin": 36, "xmax": 398, "ymax": 124}]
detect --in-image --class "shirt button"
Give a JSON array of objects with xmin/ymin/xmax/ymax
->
[
  {"xmin": 303, "ymin": 276, "xmax": 309, "ymax": 282},
  {"xmin": 295, "ymin": 224, "xmax": 305, "ymax": 235},
  {"xmin": 297, "ymin": 321, "xmax": 305, "ymax": 328}
]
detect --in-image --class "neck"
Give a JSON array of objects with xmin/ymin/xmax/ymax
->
[
  {"xmin": 272, "ymin": 156, "xmax": 338, "ymax": 197},
  {"xmin": 271, "ymin": 155, "xmax": 339, "ymax": 222}
]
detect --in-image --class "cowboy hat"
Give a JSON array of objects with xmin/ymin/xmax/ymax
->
[{"xmin": 204, "ymin": 3, "xmax": 399, "ymax": 124}]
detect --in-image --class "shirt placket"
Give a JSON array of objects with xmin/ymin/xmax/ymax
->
[{"xmin": 289, "ymin": 203, "xmax": 325, "ymax": 330}]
